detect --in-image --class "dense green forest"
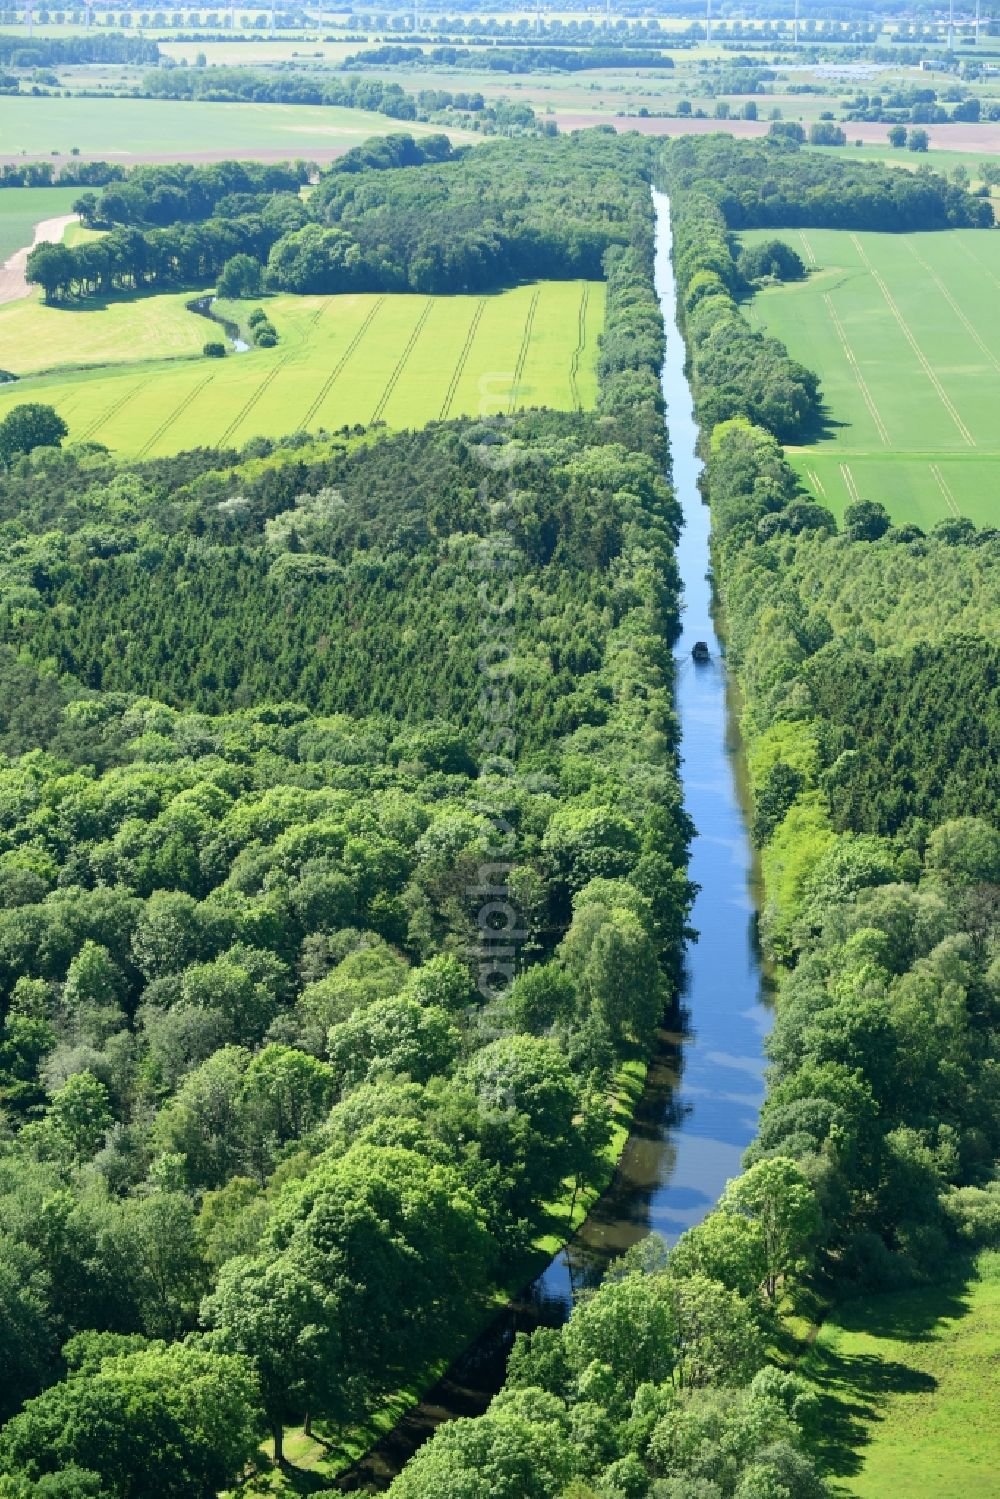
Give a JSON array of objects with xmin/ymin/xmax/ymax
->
[
  {"xmin": 0, "ymin": 137, "xmax": 703, "ymax": 1495},
  {"xmin": 29, "ymin": 133, "xmax": 649, "ymax": 302},
  {"xmin": 665, "ymin": 133, "xmax": 995, "ymax": 229}
]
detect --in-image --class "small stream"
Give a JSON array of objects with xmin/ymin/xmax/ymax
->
[
  {"xmin": 334, "ymin": 191, "xmax": 771, "ymax": 1492},
  {"xmin": 187, "ymin": 295, "xmax": 250, "ymax": 352}
]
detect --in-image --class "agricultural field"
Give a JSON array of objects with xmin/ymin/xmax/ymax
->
[
  {"xmin": 0, "ymin": 185, "xmax": 82, "ymax": 262},
  {"xmin": 0, "ymin": 280, "xmax": 605, "ymax": 455},
  {"xmin": 0, "ymin": 288, "xmax": 209, "ymax": 375},
  {"xmin": 741, "ymin": 224, "xmax": 1000, "ymax": 527},
  {"xmin": 0, "ymin": 94, "xmax": 475, "ymax": 164},
  {"xmin": 800, "ymin": 1252, "xmax": 1000, "ymax": 1499}
]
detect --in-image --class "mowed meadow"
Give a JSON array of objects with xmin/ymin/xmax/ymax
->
[
  {"xmin": 800, "ymin": 1253, "xmax": 1000, "ymax": 1499},
  {"xmin": 0, "ymin": 279, "xmax": 605, "ymax": 454},
  {"xmin": 741, "ymin": 225, "xmax": 1000, "ymax": 528}
]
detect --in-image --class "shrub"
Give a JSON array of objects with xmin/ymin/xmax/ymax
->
[
  {"xmin": 203, "ymin": 341, "xmax": 226, "ymax": 359},
  {"xmin": 252, "ymin": 320, "xmax": 278, "ymax": 348}
]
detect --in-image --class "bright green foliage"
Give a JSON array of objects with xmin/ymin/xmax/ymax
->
[
  {"xmin": 47, "ymin": 1072, "xmax": 113, "ymax": 1164},
  {"xmin": 721, "ymin": 1159, "xmax": 822, "ymax": 1301},
  {"xmin": 0, "ymin": 403, "xmax": 67, "ymax": 464},
  {"xmin": 0, "ymin": 1342, "xmax": 262, "ymax": 1498},
  {"xmin": 386, "ymin": 1394, "xmax": 578, "ymax": 1499}
]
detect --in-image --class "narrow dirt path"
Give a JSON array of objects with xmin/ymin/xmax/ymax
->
[{"xmin": 0, "ymin": 214, "xmax": 79, "ymax": 306}]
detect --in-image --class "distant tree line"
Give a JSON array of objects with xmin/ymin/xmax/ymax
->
[
  {"xmin": 137, "ymin": 63, "xmax": 542, "ymax": 134},
  {"xmin": 663, "ymin": 132, "xmax": 995, "ymax": 230},
  {"xmin": 343, "ymin": 42, "xmax": 675, "ymax": 71},
  {"xmin": 73, "ymin": 160, "xmax": 309, "ymax": 230},
  {"xmin": 0, "ymin": 160, "xmax": 125, "ymax": 190},
  {"xmin": 0, "ymin": 31, "xmax": 160, "ymax": 65}
]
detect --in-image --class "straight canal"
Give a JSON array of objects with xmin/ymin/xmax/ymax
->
[{"xmin": 336, "ymin": 189, "xmax": 771, "ymax": 1492}]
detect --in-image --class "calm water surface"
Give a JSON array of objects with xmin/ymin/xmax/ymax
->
[{"xmin": 336, "ymin": 189, "xmax": 770, "ymax": 1492}]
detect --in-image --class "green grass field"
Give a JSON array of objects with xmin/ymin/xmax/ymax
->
[
  {"xmin": 0, "ymin": 94, "xmax": 475, "ymax": 160},
  {"xmin": 0, "ymin": 288, "xmax": 209, "ymax": 374},
  {"xmin": 800, "ymin": 1252, "xmax": 1000, "ymax": 1499},
  {"xmin": 742, "ymin": 225, "xmax": 1000, "ymax": 527},
  {"xmin": 0, "ymin": 280, "xmax": 605, "ymax": 455},
  {"xmin": 0, "ymin": 185, "xmax": 82, "ymax": 261}
]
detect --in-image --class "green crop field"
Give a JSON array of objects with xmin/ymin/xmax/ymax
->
[
  {"xmin": 800, "ymin": 1252, "xmax": 1000, "ymax": 1498},
  {"xmin": 0, "ymin": 185, "xmax": 82, "ymax": 262},
  {"xmin": 742, "ymin": 225, "xmax": 1000, "ymax": 527},
  {"xmin": 0, "ymin": 280, "xmax": 605, "ymax": 455},
  {"xmin": 0, "ymin": 95, "xmax": 475, "ymax": 162}
]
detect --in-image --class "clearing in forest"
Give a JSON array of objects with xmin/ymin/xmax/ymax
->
[
  {"xmin": 741, "ymin": 225, "xmax": 1000, "ymax": 527},
  {"xmin": 0, "ymin": 280, "xmax": 605, "ymax": 456}
]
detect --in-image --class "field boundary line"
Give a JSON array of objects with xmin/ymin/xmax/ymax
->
[
  {"xmin": 798, "ymin": 231, "xmax": 818, "ymax": 268},
  {"xmin": 439, "ymin": 298, "xmax": 486, "ymax": 421},
  {"xmin": 906, "ymin": 242, "xmax": 1000, "ymax": 375},
  {"xmin": 137, "ymin": 374, "xmax": 215, "ymax": 458},
  {"xmin": 78, "ymin": 376, "xmax": 151, "ymax": 441},
  {"xmin": 568, "ymin": 281, "xmax": 590, "ymax": 412},
  {"xmin": 299, "ymin": 295, "xmax": 385, "ymax": 431},
  {"xmin": 507, "ymin": 289, "xmax": 540, "ymax": 414},
  {"xmin": 218, "ymin": 353, "xmax": 293, "ymax": 449},
  {"xmin": 850, "ymin": 233, "xmax": 975, "ymax": 447},
  {"xmin": 930, "ymin": 462, "xmax": 961, "ymax": 519},
  {"xmin": 840, "ymin": 462, "xmax": 861, "ymax": 506},
  {"xmin": 822, "ymin": 292, "xmax": 890, "ymax": 446},
  {"xmin": 370, "ymin": 297, "xmax": 434, "ymax": 424}
]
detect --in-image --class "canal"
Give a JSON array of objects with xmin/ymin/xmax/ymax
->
[{"xmin": 336, "ymin": 187, "xmax": 771, "ymax": 1492}]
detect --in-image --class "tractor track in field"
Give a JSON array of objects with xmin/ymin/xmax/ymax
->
[
  {"xmin": 568, "ymin": 281, "xmax": 589, "ymax": 412},
  {"xmin": 823, "ymin": 292, "xmax": 890, "ymax": 446},
  {"xmin": 439, "ymin": 298, "xmax": 486, "ymax": 421},
  {"xmin": 507, "ymin": 289, "xmax": 540, "ymax": 413},
  {"xmin": 299, "ymin": 295, "xmax": 384, "ymax": 432},
  {"xmin": 850, "ymin": 233, "xmax": 975, "ymax": 448},
  {"xmin": 906, "ymin": 242, "xmax": 1000, "ymax": 376},
  {"xmin": 798, "ymin": 231, "xmax": 819, "ymax": 268},
  {"xmin": 806, "ymin": 468, "xmax": 827, "ymax": 497},
  {"xmin": 78, "ymin": 376, "xmax": 152, "ymax": 442},
  {"xmin": 840, "ymin": 462, "xmax": 862, "ymax": 506},
  {"xmin": 218, "ymin": 353, "xmax": 293, "ymax": 449},
  {"xmin": 370, "ymin": 298, "xmax": 434, "ymax": 424},
  {"xmin": 137, "ymin": 374, "xmax": 216, "ymax": 459},
  {"xmin": 930, "ymin": 462, "xmax": 962, "ymax": 519}
]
